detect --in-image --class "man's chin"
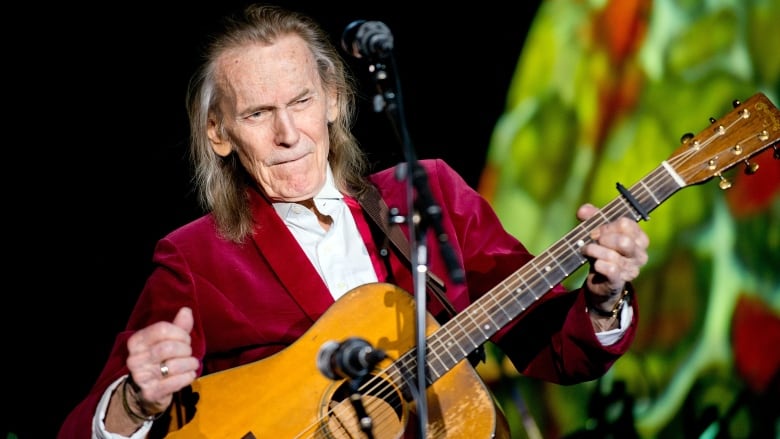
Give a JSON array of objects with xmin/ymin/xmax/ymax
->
[{"xmin": 267, "ymin": 186, "xmax": 320, "ymax": 203}]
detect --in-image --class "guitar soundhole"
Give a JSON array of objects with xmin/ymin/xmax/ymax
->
[{"xmin": 320, "ymin": 374, "xmax": 408, "ymax": 439}]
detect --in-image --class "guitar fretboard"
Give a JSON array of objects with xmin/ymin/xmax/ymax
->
[{"xmin": 413, "ymin": 164, "xmax": 681, "ymax": 387}]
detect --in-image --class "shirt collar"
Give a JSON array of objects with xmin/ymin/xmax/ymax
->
[{"xmin": 272, "ymin": 165, "xmax": 343, "ymax": 218}]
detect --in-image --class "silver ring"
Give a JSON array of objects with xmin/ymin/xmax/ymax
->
[{"xmin": 160, "ymin": 362, "xmax": 169, "ymax": 378}]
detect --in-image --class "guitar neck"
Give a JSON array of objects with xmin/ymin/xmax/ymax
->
[{"xmin": 425, "ymin": 164, "xmax": 680, "ymax": 378}]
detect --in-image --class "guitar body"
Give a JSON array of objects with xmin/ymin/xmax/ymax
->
[{"xmin": 162, "ymin": 283, "xmax": 509, "ymax": 438}]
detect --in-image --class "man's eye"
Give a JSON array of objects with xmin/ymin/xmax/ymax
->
[{"xmin": 247, "ymin": 111, "xmax": 266, "ymax": 120}]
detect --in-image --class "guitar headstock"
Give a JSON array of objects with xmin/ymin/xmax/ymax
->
[{"xmin": 668, "ymin": 92, "xmax": 780, "ymax": 189}]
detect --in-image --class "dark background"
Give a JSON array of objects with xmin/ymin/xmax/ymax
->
[{"xmin": 4, "ymin": 1, "xmax": 540, "ymax": 437}]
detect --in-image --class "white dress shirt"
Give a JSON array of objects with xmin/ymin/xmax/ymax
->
[{"xmin": 272, "ymin": 166, "xmax": 378, "ymax": 300}]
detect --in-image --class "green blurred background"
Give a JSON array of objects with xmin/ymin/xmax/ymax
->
[{"xmin": 475, "ymin": 0, "xmax": 779, "ymax": 437}]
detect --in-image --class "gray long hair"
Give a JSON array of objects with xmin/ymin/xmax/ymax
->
[{"xmin": 186, "ymin": 4, "xmax": 370, "ymax": 243}]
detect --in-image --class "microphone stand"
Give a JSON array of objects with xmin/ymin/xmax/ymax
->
[
  {"xmin": 357, "ymin": 48, "xmax": 464, "ymax": 438},
  {"xmin": 347, "ymin": 378, "xmax": 376, "ymax": 439}
]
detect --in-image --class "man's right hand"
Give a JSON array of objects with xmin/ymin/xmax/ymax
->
[{"xmin": 106, "ymin": 307, "xmax": 198, "ymax": 434}]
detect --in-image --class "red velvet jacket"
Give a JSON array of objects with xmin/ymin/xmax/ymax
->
[{"xmin": 59, "ymin": 159, "xmax": 637, "ymax": 437}]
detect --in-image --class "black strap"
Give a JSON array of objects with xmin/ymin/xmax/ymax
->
[
  {"xmin": 358, "ymin": 185, "xmax": 457, "ymax": 319},
  {"xmin": 358, "ymin": 185, "xmax": 485, "ymax": 365}
]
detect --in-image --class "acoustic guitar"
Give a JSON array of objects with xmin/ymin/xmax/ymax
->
[{"xmin": 159, "ymin": 93, "xmax": 779, "ymax": 438}]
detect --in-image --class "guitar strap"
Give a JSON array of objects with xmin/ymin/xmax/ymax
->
[
  {"xmin": 358, "ymin": 184, "xmax": 455, "ymax": 316},
  {"xmin": 358, "ymin": 184, "xmax": 485, "ymax": 365}
]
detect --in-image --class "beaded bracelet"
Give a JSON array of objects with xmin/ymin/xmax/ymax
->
[
  {"xmin": 121, "ymin": 376, "xmax": 164, "ymax": 423},
  {"xmin": 588, "ymin": 286, "xmax": 631, "ymax": 319}
]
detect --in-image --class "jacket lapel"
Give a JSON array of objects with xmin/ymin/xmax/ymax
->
[{"xmin": 248, "ymin": 189, "xmax": 335, "ymax": 322}]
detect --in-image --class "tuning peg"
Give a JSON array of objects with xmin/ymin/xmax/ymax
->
[
  {"xmin": 680, "ymin": 132, "xmax": 694, "ymax": 144},
  {"xmin": 743, "ymin": 159, "xmax": 759, "ymax": 174},
  {"xmin": 717, "ymin": 174, "xmax": 732, "ymax": 190},
  {"xmin": 709, "ymin": 117, "xmax": 717, "ymax": 124},
  {"xmin": 732, "ymin": 99, "xmax": 742, "ymax": 107}
]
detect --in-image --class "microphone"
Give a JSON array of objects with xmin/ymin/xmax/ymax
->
[
  {"xmin": 317, "ymin": 337, "xmax": 387, "ymax": 380},
  {"xmin": 341, "ymin": 20, "xmax": 394, "ymax": 59}
]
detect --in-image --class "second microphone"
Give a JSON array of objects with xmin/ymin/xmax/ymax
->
[{"xmin": 317, "ymin": 337, "xmax": 387, "ymax": 380}]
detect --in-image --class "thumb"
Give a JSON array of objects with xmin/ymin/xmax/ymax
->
[{"xmin": 173, "ymin": 306, "xmax": 194, "ymax": 333}]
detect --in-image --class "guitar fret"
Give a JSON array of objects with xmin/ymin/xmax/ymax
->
[
  {"xmin": 638, "ymin": 176, "xmax": 662, "ymax": 206},
  {"xmin": 616, "ymin": 196, "xmax": 642, "ymax": 222},
  {"xmin": 436, "ymin": 319, "xmax": 479, "ymax": 365},
  {"xmin": 438, "ymin": 332, "xmax": 464, "ymax": 365},
  {"xmin": 552, "ymin": 240, "xmax": 587, "ymax": 276},
  {"xmin": 465, "ymin": 307, "xmax": 493, "ymax": 339},
  {"xmin": 384, "ymin": 357, "xmax": 415, "ymax": 401},
  {"xmin": 430, "ymin": 310, "xmax": 488, "ymax": 371},
  {"xmin": 529, "ymin": 260, "xmax": 556, "ymax": 290},
  {"xmin": 488, "ymin": 281, "xmax": 515, "ymax": 321},
  {"xmin": 427, "ymin": 341, "xmax": 448, "ymax": 375},
  {"xmin": 563, "ymin": 238, "xmax": 588, "ymax": 269}
]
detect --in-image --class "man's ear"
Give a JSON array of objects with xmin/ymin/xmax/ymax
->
[
  {"xmin": 207, "ymin": 118, "xmax": 232, "ymax": 157},
  {"xmin": 326, "ymin": 89, "xmax": 339, "ymax": 124}
]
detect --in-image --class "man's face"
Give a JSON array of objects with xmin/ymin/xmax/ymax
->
[{"xmin": 208, "ymin": 34, "xmax": 338, "ymax": 202}]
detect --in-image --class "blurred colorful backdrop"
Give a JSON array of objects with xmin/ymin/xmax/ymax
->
[{"xmin": 475, "ymin": 0, "xmax": 779, "ymax": 437}]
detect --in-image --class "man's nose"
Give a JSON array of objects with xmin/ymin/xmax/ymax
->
[{"xmin": 274, "ymin": 110, "xmax": 300, "ymax": 146}]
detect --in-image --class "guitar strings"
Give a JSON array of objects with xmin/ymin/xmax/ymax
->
[{"xmin": 296, "ymin": 359, "xmax": 411, "ymax": 438}]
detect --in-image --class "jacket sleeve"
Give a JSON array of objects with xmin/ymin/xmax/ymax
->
[
  {"xmin": 57, "ymin": 237, "xmax": 205, "ymax": 439},
  {"xmin": 423, "ymin": 158, "xmax": 638, "ymax": 385}
]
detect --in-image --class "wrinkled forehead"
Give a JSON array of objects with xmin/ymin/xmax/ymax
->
[{"xmin": 213, "ymin": 35, "xmax": 322, "ymax": 109}]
